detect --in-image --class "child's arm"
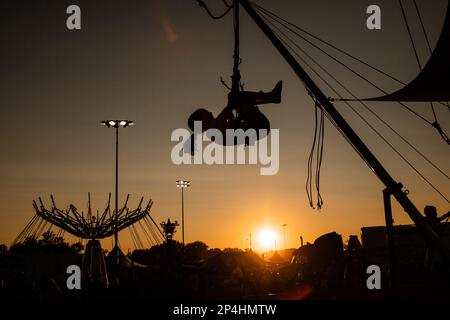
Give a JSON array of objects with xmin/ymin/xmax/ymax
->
[{"xmin": 438, "ymin": 211, "xmax": 450, "ymax": 221}]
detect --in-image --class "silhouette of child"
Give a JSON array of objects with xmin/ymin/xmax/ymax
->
[
  {"xmin": 187, "ymin": 81, "xmax": 282, "ymax": 149},
  {"xmin": 424, "ymin": 205, "xmax": 450, "ymax": 231}
]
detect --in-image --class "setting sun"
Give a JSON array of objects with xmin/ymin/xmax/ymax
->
[{"xmin": 257, "ymin": 229, "xmax": 277, "ymax": 251}]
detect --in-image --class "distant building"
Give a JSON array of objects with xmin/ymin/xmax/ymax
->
[
  {"xmin": 361, "ymin": 222, "xmax": 450, "ymax": 284},
  {"xmin": 361, "ymin": 226, "xmax": 387, "ymax": 249}
]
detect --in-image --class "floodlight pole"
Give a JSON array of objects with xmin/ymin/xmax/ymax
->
[
  {"xmin": 176, "ymin": 180, "xmax": 191, "ymax": 245},
  {"xmin": 101, "ymin": 120, "xmax": 133, "ymax": 253},
  {"xmin": 238, "ymin": 0, "xmax": 448, "ymax": 263},
  {"xmin": 181, "ymin": 185, "xmax": 185, "ymax": 245}
]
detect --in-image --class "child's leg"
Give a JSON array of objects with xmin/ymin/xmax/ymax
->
[{"xmin": 238, "ymin": 80, "xmax": 282, "ymax": 106}]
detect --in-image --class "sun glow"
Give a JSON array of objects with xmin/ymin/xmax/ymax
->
[{"xmin": 257, "ymin": 228, "xmax": 277, "ymax": 251}]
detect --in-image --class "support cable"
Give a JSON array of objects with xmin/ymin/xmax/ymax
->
[
  {"xmin": 264, "ymin": 15, "xmax": 449, "ymax": 181},
  {"xmin": 195, "ymin": 0, "xmax": 233, "ymax": 20},
  {"xmin": 253, "ymin": 2, "xmax": 447, "ymax": 134},
  {"xmin": 264, "ymin": 14, "xmax": 450, "ymax": 202}
]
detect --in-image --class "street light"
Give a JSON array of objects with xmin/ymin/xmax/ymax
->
[
  {"xmin": 282, "ymin": 224, "xmax": 287, "ymax": 249},
  {"xmin": 101, "ymin": 119, "xmax": 134, "ymax": 251},
  {"xmin": 176, "ymin": 180, "xmax": 191, "ymax": 245}
]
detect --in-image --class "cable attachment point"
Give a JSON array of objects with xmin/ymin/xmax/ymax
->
[{"xmin": 432, "ymin": 121, "xmax": 450, "ymax": 145}]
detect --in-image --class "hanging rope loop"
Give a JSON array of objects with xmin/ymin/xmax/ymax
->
[
  {"xmin": 195, "ymin": 0, "xmax": 234, "ymax": 20},
  {"xmin": 306, "ymin": 97, "xmax": 325, "ymax": 210}
]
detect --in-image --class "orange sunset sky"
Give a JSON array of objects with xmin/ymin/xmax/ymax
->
[{"xmin": 0, "ymin": 0, "xmax": 449, "ymax": 252}]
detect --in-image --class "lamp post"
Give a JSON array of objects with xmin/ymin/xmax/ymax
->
[
  {"xmin": 176, "ymin": 180, "xmax": 191, "ymax": 245},
  {"xmin": 282, "ymin": 224, "xmax": 287, "ymax": 249},
  {"xmin": 101, "ymin": 120, "xmax": 134, "ymax": 251}
]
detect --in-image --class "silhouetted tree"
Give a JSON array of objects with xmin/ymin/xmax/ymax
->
[
  {"xmin": 24, "ymin": 236, "xmax": 37, "ymax": 246},
  {"xmin": 10, "ymin": 232, "xmax": 83, "ymax": 255},
  {"xmin": 223, "ymin": 248, "xmax": 243, "ymax": 253},
  {"xmin": 0, "ymin": 243, "xmax": 7, "ymax": 256},
  {"xmin": 39, "ymin": 231, "xmax": 64, "ymax": 245}
]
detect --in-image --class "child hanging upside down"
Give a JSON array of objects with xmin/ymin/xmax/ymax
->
[{"xmin": 187, "ymin": 80, "xmax": 282, "ymax": 148}]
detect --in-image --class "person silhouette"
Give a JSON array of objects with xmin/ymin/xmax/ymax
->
[
  {"xmin": 186, "ymin": 80, "xmax": 282, "ymax": 150},
  {"xmin": 423, "ymin": 205, "xmax": 450, "ymax": 271},
  {"xmin": 424, "ymin": 205, "xmax": 450, "ymax": 231}
]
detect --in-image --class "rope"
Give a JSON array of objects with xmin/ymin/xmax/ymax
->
[
  {"xmin": 399, "ymin": 1, "xmax": 439, "ymax": 127},
  {"xmin": 195, "ymin": 0, "xmax": 233, "ymax": 20},
  {"xmin": 398, "ymin": 0, "xmax": 422, "ymax": 69},
  {"xmin": 306, "ymin": 101, "xmax": 324, "ymax": 210},
  {"xmin": 35, "ymin": 220, "xmax": 49, "ymax": 240},
  {"xmin": 12, "ymin": 214, "xmax": 39, "ymax": 245},
  {"xmin": 144, "ymin": 216, "xmax": 164, "ymax": 244},
  {"xmin": 252, "ymin": 0, "xmax": 448, "ymax": 114},
  {"xmin": 31, "ymin": 218, "xmax": 44, "ymax": 239},
  {"xmin": 146, "ymin": 214, "xmax": 165, "ymax": 239},
  {"xmin": 255, "ymin": 5, "xmax": 388, "ymax": 94},
  {"xmin": 413, "ymin": 0, "xmax": 432, "ymax": 53},
  {"xmin": 306, "ymin": 101, "xmax": 325, "ymax": 209},
  {"xmin": 129, "ymin": 227, "xmax": 139, "ymax": 249},
  {"xmin": 132, "ymin": 224, "xmax": 144, "ymax": 249},
  {"xmin": 316, "ymin": 107, "xmax": 325, "ymax": 209},
  {"xmin": 139, "ymin": 219, "xmax": 157, "ymax": 247}
]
